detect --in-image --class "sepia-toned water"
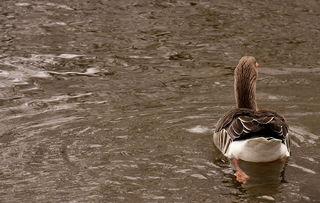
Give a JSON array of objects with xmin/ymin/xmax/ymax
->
[{"xmin": 0, "ymin": 0, "xmax": 320, "ymax": 202}]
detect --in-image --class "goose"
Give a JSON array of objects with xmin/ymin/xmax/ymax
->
[{"xmin": 213, "ymin": 56, "xmax": 290, "ymax": 183}]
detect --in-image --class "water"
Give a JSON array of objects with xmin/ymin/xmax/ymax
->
[{"xmin": 0, "ymin": 0, "xmax": 320, "ymax": 202}]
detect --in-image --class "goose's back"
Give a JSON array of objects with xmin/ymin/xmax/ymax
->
[{"xmin": 213, "ymin": 108, "xmax": 290, "ymax": 155}]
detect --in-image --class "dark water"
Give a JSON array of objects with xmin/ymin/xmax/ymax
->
[{"xmin": 0, "ymin": 0, "xmax": 320, "ymax": 202}]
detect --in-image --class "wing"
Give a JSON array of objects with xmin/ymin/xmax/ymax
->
[
  {"xmin": 214, "ymin": 108, "xmax": 255, "ymax": 154},
  {"xmin": 214, "ymin": 108, "xmax": 290, "ymax": 154}
]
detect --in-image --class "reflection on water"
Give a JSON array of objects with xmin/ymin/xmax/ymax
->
[
  {"xmin": 235, "ymin": 161, "xmax": 287, "ymax": 198},
  {"xmin": 0, "ymin": 0, "xmax": 320, "ymax": 202}
]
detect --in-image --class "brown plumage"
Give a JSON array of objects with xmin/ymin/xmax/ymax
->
[
  {"xmin": 214, "ymin": 108, "xmax": 290, "ymax": 154},
  {"xmin": 213, "ymin": 56, "xmax": 290, "ymax": 183},
  {"xmin": 234, "ymin": 56, "xmax": 258, "ymax": 110}
]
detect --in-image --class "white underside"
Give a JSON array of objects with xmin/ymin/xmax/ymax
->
[{"xmin": 225, "ymin": 137, "xmax": 290, "ymax": 162}]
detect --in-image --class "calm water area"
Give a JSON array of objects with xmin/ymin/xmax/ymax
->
[{"xmin": 0, "ymin": 0, "xmax": 320, "ymax": 202}]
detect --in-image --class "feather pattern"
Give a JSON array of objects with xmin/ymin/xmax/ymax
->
[{"xmin": 213, "ymin": 108, "xmax": 290, "ymax": 157}]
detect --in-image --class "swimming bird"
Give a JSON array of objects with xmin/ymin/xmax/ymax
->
[{"xmin": 213, "ymin": 56, "xmax": 290, "ymax": 183}]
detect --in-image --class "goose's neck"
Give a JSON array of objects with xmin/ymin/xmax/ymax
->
[{"xmin": 234, "ymin": 69, "xmax": 257, "ymax": 110}]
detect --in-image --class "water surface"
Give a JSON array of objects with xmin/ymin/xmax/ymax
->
[{"xmin": 0, "ymin": 0, "xmax": 320, "ymax": 202}]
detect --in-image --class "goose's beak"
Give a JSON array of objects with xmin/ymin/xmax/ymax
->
[{"xmin": 255, "ymin": 62, "xmax": 260, "ymax": 67}]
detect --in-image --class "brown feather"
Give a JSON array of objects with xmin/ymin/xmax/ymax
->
[
  {"xmin": 215, "ymin": 108, "xmax": 288, "ymax": 141},
  {"xmin": 213, "ymin": 56, "xmax": 290, "ymax": 155}
]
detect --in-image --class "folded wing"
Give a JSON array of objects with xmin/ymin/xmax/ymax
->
[{"xmin": 214, "ymin": 108, "xmax": 289, "ymax": 154}]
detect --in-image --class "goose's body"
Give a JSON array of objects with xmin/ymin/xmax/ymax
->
[
  {"xmin": 213, "ymin": 109, "xmax": 290, "ymax": 163},
  {"xmin": 213, "ymin": 56, "xmax": 290, "ymax": 183}
]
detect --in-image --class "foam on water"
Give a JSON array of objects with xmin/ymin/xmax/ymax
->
[
  {"xmin": 186, "ymin": 125, "xmax": 211, "ymax": 134},
  {"xmin": 57, "ymin": 54, "xmax": 85, "ymax": 59}
]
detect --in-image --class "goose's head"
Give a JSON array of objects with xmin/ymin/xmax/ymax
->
[
  {"xmin": 234, "ymin": 56, "xmax": 260, "ymax": 110},
  {"xmin": 236, "ymin": 56, "xmax": 259, "ymax": 73}
]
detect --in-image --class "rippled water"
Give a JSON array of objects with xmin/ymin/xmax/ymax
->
[{"xmin": 1, "ymin": 0, "xmax": 320, "ymax": 202}]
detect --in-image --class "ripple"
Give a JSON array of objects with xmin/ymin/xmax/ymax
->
[
  {"xmin": 175, "ymin": 169, "xmax": 192, "ymax": 174},
  {"xmin": 123, "ymin": 176, "xmax": 141, "ymax": 181},
  {"xmin": 1, "ymin": 0, "xmax": 320, "ymax": 202},
  {"xmin": 47, "ymin": 67, "xmax": 111, "ymax": 77},
  {"xmin": 289, "ymin": 163, "xmax": 316, "ymax": 175},
  {"xmin": 142, "ymin": 194, "xmax": 166, "ymax": 200},
  {"xmin": 57, "ymin": 54, "xmax": 85, "ymax": 59},
  {"xmin": 186, "ymin": 125, "xmax": 211, "ymax": 134},
  {"xmin": 290, "ymin": 126, "xmax": 319, "ymax": 146},
  {"xmin": 44, "ymin": 2, "xmax": 73, "ymax": 10},
  {"xmin": 260, "ymin": 67, "xmax": 320, "ymax": 75},
  {"xmin": 256, "ymin": 195, "xmax": 275, "ymax": 201},
  {"xmin": 190, "ymin": 174, "xmax": 207, "ymax": 180},
  {"xmin": 24, "ymin": 116, "xmax": 81, "ymax": 129},
  {"xmin": 15, "ymin": 3, "xmax": 31, "ymax": 7}
]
